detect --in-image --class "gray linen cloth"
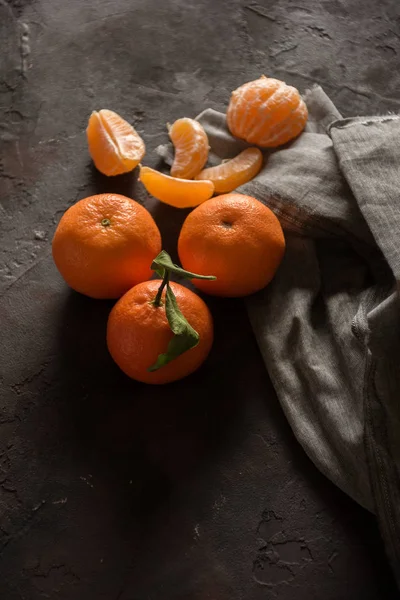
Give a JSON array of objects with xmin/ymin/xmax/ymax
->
[{"xmin": 157, "ymin": 87, "xmax": 400, "ymax": 583}]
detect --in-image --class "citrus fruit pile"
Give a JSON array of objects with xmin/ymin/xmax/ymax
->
[{"xmin": 53, "ymin": 76, "xmax": 304, "ymax": 383}]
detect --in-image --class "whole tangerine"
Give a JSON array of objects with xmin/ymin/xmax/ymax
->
[
  {"xmin": 227, "ymin": 76, "xmax": 308, "ymax": 147},
  {"xmin": 107, "ymin": 280, "xmax": 214, "ymax": 384},
  {"xmin": 52, "ymin": 193, "xmax": 161, "ymax": 299},
  {"xmin": 178, "ymin": 193, "xmax": 285, "ymax": 297}
]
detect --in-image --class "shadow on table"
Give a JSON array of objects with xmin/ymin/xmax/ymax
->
[
  {"xmin": 3, "ymin": 253, "xmax": 397, "ymax": 599},
  {"xmin": 50, "ymin": 287, "xmax": 247, "ymax": 519}
]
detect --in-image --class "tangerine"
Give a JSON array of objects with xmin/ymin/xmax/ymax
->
[
  {"xmin": 227, "ymin": 76, "xmax": 308, "ymax": 147},
  {"xmin": 107, "ymin": 280, "xmax": 213, "ymax": 384},
  {"xmin": 52, "ymin": 193, "xmax": 161, "ymax": 299},
  {"xmin": 195, "ymin": 147, "xmax": 263, "ymax": 193},
  {"xmin": 139, "ymin": 165, "xmax": 214, "ymax": 208},
  {"xmin": 178, "ymin": 193, "xmax": 285, "ymax": 297},
  {"xmin": 169, "ymin": 118, "xmax": 209, "ymax": 179},
  {"xmin": 87, "ymin": 109, "xmax": 145, "ymax": 176}
]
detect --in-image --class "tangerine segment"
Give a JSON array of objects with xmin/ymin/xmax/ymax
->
[
  {"xmin": 227, "ymin": 76, "xmax": 308, "ymax": 148},
  {"xmin": 87, "ymin": 109, "xmax": 145, "ymax": 176},
  {"xmin": 139, "ymin": 166, "xmax": 214, "ymax": 209},
  {"xmin": 195, "ymin": 148, "xmax": 263, "ymax": 193},
  {"xmin": 169, "ymin": 118, "xmax": 209, "ymax": 179}
]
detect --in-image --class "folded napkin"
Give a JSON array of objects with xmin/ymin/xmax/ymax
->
[{"xmin": 157, "ymin": 87, "xmax": 400, "ymax": 584}]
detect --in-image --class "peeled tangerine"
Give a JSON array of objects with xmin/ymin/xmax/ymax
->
[
  {"xmin": 195, "ymin": 147, "xmax": 263, "ymax": 193},
  {"xmin": 169, "ymin": 118, "xmax": 209, "ymax": 179},
  {"xmin": 227, "ymin": 76, "xmax": 308, "ymax": 147},
  {"xmin": 139, "ymin": 166, "xmax": 214, "ymax": 209},
  {"xmin": 87, "ymin": 109, "xmax": 145, "ymax": 176}
]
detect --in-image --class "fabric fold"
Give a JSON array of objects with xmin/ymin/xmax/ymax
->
[{"xmin": 156, "ymin": 87, "xmax": 400, "ymax": 585}]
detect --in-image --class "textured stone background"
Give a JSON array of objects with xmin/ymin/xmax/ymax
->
[{"xmin": 1, "ymin": 0, "xmax": 400, "ymax": 598}]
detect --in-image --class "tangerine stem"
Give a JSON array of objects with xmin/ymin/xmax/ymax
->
[{"xmin": 153, "ymin": 271, "xmax": 170, "ymax": 307}]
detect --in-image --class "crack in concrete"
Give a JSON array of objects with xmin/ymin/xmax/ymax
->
[
  {"xmin": 10, "ymin": 361, "xmax": 51, "ymax": 396},
  {"xmin": 245, "ymin": 4, "xmax": 278, "ymax": 22},
  {"xmin": 0, "ymin": 249, "xmax": 51, "ymax": 299}
]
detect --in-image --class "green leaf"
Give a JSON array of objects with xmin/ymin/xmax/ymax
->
[
  {"xmin": 148, "ymin": 250, "xmax": 215, "ymax": 372},
  {"xmin": 151, "ymin": 250, "xmax": 216, "ymax": 281},
  {"xmin": 154, "ymin": 266, "xmax": 165, "ymax": 279},
  {"xmin": 148, "ymin": 284, "xmax": 200, "ymax": 372}
]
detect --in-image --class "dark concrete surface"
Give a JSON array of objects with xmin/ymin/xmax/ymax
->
[{"xmin": 1, "ymin": 0, "xmax": 400, "ymax": 598}]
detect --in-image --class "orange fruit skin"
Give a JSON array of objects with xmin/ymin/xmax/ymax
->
[
  {"xmin": 107, "ymin": 280, "xmax": 214, "ymax": 384},
  {"xmin": 52, "ymin": 194, "xmax": 161, "ymax": 299},
  {"xmin": 178, "ymin": 193, "xmax": 285, "ymax": 297},
  {"xmin": 86, "ymin": 109, "xmax": 145, "ymax": 176},
  {"xmin": 169, "ymin": 118, "xmax": 209, "ymax": 180},
  {"xmin": 227, "ymin": 76, "xmax": 308, "ymax": 148},
  {"xmin": 139, "ymin": 165, "xmax": 214, "ymax": 209},
  {"xmin": 195, "ymin": 147, "xmax": 263, "ymax": 193}
]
